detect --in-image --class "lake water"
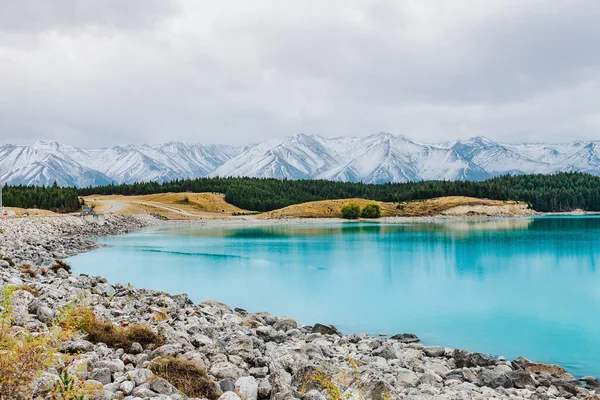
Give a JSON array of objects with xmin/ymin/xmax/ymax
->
[{"xmin": 68, "ymin": 216, "xmax": 600, "ymax": 377}]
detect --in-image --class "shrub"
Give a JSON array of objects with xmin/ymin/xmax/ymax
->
[
  {"xmin": 1, "ymin": 255, "xmax": 15, "ymax": 267},
  {"xmin": 11, "ymin": 284, "xmax": 40, "ymax": 298},
  {"xmin": 57, "ymin": 305, "xmax": 96, "ymax": 333},
  {"xmin": 50, "ymin": 260, "xmax": 71, "ymax": 274},
  {"xmin": 0, "ymin": 286, "xmax": 57, "ymax": 398},
  {"xmin": 84, "ymin": 319, "xmax": 165, "ymax": 351},
  {"xmin": 341, "ymin": 202, "xmax": 361, "ymax": 219},
  {"xmin": 19, "ymin": 264, "xmax": 37, "ymax": 278},
  {"xmin": 150, "ymin": 357, "xmax": 219, "ymax": 399},
  {"xmin": 0, "ymin": 287, "xmax": 100, "ymax": 399},
  {"xmin": 361, "ymin": 203, "xmax": 381, "ymax": 218}
]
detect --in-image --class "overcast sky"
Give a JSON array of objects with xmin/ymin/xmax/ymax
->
[{"xmin": 1, "ymin": 0, "xmax": 599, "ymax": 147}]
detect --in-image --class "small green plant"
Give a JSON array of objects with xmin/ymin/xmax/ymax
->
[
  {"xmin": 341, "ymin": 202, "xmax": 361, "ymax": 219},
  {"xmin": 360, "ymin": 203, "xmax": 381, "ymax": 219},
  {"xmin": 54, "ymin": 368, "xmax": 101, "ymax": 399},
  {"xmin": 300, "ymin": 365, "xmax": 343, "ymax": 400}
]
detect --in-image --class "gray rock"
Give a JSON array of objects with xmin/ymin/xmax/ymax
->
[
  {"xmin": 311, "ymin": 323, "xmax": 340, "ymax": 336},
  {"xmin": 390, "ymin": 333, "xmax": 420, "ymax": 343},
  {"xmin": 128, "ymin": 368, "xmax": 153, "ymax": 385},
  {"xmin": 423, "ymin": 346, "xmax": 445, "ymax": 357},
  {"xmin": 258, "ymin": 378, "xmax": 272, "ymax": 399},
  {"xmin": 507, "ymin": 370, "xmax": 536, "ymax": 389},
  {"xmin": 417, "ymin": 372, "xmax": 443, "ymax": 388},
  {"xmin": 301, "ymin": 389, "xmax": 326, "ymax": 400},
  {"xmin": 235, "ymin": 376, "xmax": 258, "ymax": 400},
  {"xmin": 580, "ymin": 375, "xmax": 600, "ymax": 389},
  {"xmin": 210, "ymin": 362, "xmax": 244, "ymax": 380},
  {"xmin": 220, "ymin": 392, "xmax": 242, "ymax": 400},
  {"xmin": 129, "ymin": 342, "xmax": 144, "ymax": 354},
  {"xmin": 453, "ymin": 349, "xmax": 496, "ymax": 368},
  {"xmin": 273, "ymin": 317, "xmax": 298, "ymax": 332},
  {"xmin": 478, "ymin": 369, "xmax": 514, "ymax": 389},
  {"xmin": 0, "ymin": 260, "xmax": 10, "ymax": 268},
  {"xmin": 151, "ymin": 343, "xmax": 183, "ymax": 358},
  {"xmin": 95, "ymin": 359, "xmax": 125, "ymax": 373},
  {"xmin": 89, "ymin": 367, "xmax": 112, "ymax": 385},
  {"xmin": 220, "ymin": 379, "xmax": 236, "ymax": 393},
  {"xmin": 150, "ymin": 377, "xmax": 175, "ymax": 394},
  {"xmin": 372, "ymin": 344, "xmax": 397, "ymax": 360},
  {"xmin": 62, "ymin": 340, "xmax": 95, "ymax": 353},
  {"xmin": 396, "ymin": 368, "xmax": 419, "ymax": 386},
  {"xmin": 119, "ymin": 380, "xmax": 135, "ymax": 395}
]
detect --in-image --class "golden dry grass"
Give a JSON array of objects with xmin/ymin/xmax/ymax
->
[
  {"xmin": 260, "ymin": 196, "xmax": 530, "ymax": 219},
  {"xmin": 397, "ymin": 196, "xmax": 529, "ymax": 217},
  {"xmin": 259, "ymin": 198, "xmax": 401, "ymax": 219},
  {"xmin": 83, "ymin": 193, "xmax": 248, "ymax": 220},
  {"xmin": 2, "ymin": 207, "xmax": 57, "ymax": 217}
]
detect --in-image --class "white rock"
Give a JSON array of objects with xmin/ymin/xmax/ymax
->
[{"xmin": 235, "ymin": 376, "xmax": 258, "ymax": 400}]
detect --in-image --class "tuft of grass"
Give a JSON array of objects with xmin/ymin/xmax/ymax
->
[
  {"xmin": 84, "ymin": 320, "xmax": 165, "ymax": 351},
  {"xmin": 11, "ymin": 284, "xmax": 40, "ymax": 298},
  {"xmin": 1, "ymin": 255, "xmax": 15, "ymax": 267},
  {"xmin": 150, "ymin": 357, "xmax": 219, "ymax": 399},
  {"xmin": 19, "ymin": 264, "xmax": 37, "ymax": 278},
  {"xmin": 153, "ymin": 308, "xmax": 169, "ymax": 322},
  {"xmin": 49, "ymin": 260, "xmax": 71, "ymax": 274}
]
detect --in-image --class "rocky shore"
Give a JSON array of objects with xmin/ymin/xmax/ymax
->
[{"xmin": 0, "ymin": 215, "xmax": 598, "ymax": 400}]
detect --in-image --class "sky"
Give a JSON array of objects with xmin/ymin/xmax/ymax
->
[{"xmin": 1, "ymin": 0, "xmax": 599, "ymax": 147}]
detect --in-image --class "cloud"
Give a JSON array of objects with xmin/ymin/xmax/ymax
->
[{"xmin": 0, "ymin": 0, "xmax": 599, "ymax": 147}]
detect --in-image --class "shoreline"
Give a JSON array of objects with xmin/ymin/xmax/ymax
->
[{"xmin": 1, "ymin": 214, "xmax": 598, "ymax": 399}]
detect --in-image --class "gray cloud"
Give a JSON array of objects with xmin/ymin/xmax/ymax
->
[
  {"xmin": 0, "ymin": 0, "xmax": 178, "ymax": 32},
  {"xmin": 0, "ymin": 0, "xmax": 599, "ymax": 147}
]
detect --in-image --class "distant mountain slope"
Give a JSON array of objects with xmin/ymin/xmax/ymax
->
[{"xmin": 2, "ymin": 134, "xmax": 600, "ymax": 186}]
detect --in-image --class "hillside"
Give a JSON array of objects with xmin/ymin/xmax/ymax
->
[
  {"xmin": 83, "ymin": 193, "xmax": 249, "ymax": 220},
  {"xmin": 258, "ymin": 196, "xmax": 532, "ymax": 219}
]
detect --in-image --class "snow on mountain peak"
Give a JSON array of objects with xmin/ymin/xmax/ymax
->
[{"xmin": 2, "ymin": 134, "xmax": 600, "ymax": 186}]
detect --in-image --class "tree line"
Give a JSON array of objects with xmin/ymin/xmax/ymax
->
[
  {"xmin": 1, "ymin": 183, "xmax": 81, "ymax": 212},
  {"xmin": 77, "ymin": 172, "xmax": 600, "ymax": 213},
  {"xmin": 4, "ymin": 172, "xmax": 599, "ymax": 213}
]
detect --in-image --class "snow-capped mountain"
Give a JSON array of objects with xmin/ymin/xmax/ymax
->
[
  {"xmin": 1, "ymin": 134, "xmax": 600, "ymax": 186},
  {"xmin": 0, "ymin": 141, "xmax": 243, "ymax": 187}
]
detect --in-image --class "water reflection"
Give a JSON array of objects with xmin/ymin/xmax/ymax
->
[{"xmin": 69, "ymin": 216, "xmax": 600, "ymax": 377}]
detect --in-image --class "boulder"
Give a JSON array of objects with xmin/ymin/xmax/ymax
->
[
  {"xmin": 149, "ymin": 377, "xmax": 175, "ymax": 395},
  {"xmin": 274, "ymin": 317, "xmax": 298, "ymax": 332},
  {"xmin": 89, "ymin": 368, "xmax": 111, "ymax": 385},
  {"xmin": 423, "ymin": 346, "xmax": 445, "ymax": 357},
  {"xmin": 311, "ymin": 323, "xmax": 340, "ymax": 336},
  {"xmin": 219, "ymin": 392, "xmax": 242, "ymax": 400},
  {"xmin": 390, "ymin": 333, "xmax": 420, "ymax": 343},
  {"xmin": 507, "ymin": 370, "xmax": 536, "ymax": 389},
  {"xmin": 210, "ymin": 362, "xmax": 244, "ymax": 380},
  {"xmin": 478, "ymin": 369, "xmax": 513, "ymax": 389},
  {"xmin": 235, "ymin": 376, "xmax": 259, "ymax": 400},
  {"xmin": 453, "ymin": 350, "xmax": 496, "ymax": 368}
]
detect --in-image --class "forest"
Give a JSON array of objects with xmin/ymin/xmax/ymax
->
[
  {"xmin": 4, "ymin": 172, "xmax": 599, "ymax": 213},
  {"xmin": 77, "ymin": 172, "xmax": 600, "ymax": 213},
  {"xmin": 1, "ymin": 183, "xmax": 81, "ymax": 213}
]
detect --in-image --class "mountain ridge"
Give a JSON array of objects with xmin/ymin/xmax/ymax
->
[{"xmin": 2, "ymin": 133, "xmax": 599, "ymax": 186}]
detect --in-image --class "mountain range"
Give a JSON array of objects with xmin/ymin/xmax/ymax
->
[{"xmin": 1, "ymin": 133, "xmax": 600, "ymax": 187}]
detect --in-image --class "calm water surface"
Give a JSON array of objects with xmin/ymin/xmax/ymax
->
[{"xmin": 68, "ymin": 216, "xmax": 600, "ymax": 377}]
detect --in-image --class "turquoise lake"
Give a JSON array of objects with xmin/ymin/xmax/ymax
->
[{"xmin": 68, "ymin": 216, "xmax": 600, "ymax": 377}]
